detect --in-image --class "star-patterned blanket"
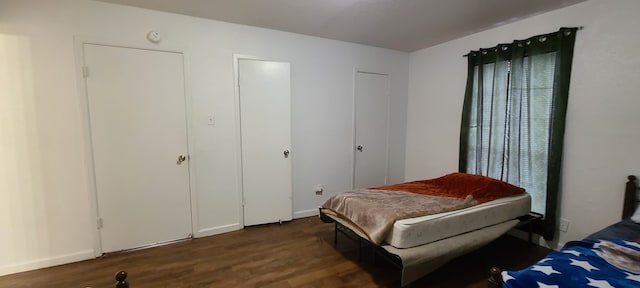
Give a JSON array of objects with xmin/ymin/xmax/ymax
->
[{"xmin": 503, "ymin": 239, "xmax": 640, "ymax": 288}]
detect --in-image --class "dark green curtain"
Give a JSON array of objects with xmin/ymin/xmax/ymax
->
[{"xmin": 459, "ymin": 28, "xmax": 577, "ymax": 240}]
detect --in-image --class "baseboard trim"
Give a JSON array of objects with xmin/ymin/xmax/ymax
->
[
  {"xmin": 294, "ymin": 209, "xmax": 318, "ymax": 219},
  {"xmin": 0, "ymin": 250, "xmax": 95, "ymax": 276},
  {"xmin": 196, "ymin": 223, "xmax": 241, "ymax": 238}
]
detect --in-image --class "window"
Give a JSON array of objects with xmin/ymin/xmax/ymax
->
[{"xmin": 460, "ymin": 28, "xmax": 578, "ymax": 240}]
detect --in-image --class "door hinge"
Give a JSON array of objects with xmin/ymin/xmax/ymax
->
[
  {"xmin": 97, "ymin": 218, "xmax": 103, "ymax": 229},
  {"xmin": 82, "ymin": 66, "xmax": 89, "ymax": 78}
]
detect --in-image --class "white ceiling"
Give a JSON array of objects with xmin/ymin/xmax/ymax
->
[{"xmin": 95, "ymin": 0, "xmax": 587, "ymax": 52}]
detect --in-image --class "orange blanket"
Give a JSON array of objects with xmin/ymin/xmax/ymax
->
[{"xmin": 372, "ymin": 172, "xmax": 525, "ymax": 203}]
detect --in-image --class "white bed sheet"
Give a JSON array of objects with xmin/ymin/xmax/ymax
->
[{"xmin": 385, "ymin": 193, "xmax": 531, "ymax": 248}]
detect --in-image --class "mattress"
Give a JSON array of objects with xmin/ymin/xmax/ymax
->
[{"xmin": 385, "ymin": 193, "xmax": 531, "ymax": 248}]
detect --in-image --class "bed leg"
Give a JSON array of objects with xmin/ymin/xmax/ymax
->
[
  {"xmin": 115, "ymin": 271, "xmax": 129, "ymax": 288},
  {"xmin": 357, "ymin": 237, "xmax": 362, "ymax": 261},
  {"xmin": 333, "ymin": 222, "xmax": 338, "ymax": 247},
  {"xmin": 487, "ymin": 267, "xmax": 503, "ymax": 288},
  {"xmin": 372, "ymin": 247, "xmax": 376, "ymax": 265}
]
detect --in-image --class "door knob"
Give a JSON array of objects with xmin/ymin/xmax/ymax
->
[
  {"xmin": 177, "ymin": 155, "xmax": 186, "ymax": 165},
  {"xmin": 356, "ymin": 145, "xmax": 363, "ymax": 152},
  {"xmin": 283, "ymin": 150, "xmax": 290, "ymax": 158}
]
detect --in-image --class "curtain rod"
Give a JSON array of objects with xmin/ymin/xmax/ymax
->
[{"xmin": 462, "ymin": 26, "xmax": 584, "ymax": 58}]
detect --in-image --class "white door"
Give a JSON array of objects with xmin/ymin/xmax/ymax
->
[
  {"xmin": 354, "ymin": 71, "xmax": 390, "ymax": 189},
  {"xmin": 238, "ymin": 59, "xmax": 292, "ymax": 226},
  {"xmin": 84, "ymin": 44, "xmax": 192, "ymax": 253}
]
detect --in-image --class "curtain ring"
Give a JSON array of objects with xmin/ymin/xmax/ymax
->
[
  {"xmin": 502, "ymin": 46, "xmax": 509, "ymax": 51},
  {"xmin": 517, "ymin": 42, "xmax": 524, "ymax": 47},
  {"xmin": 526, "ymin": 40, "xmax": 531, "ymax": 45},
  {"xmin": 482, "ymin": 50, "xmax": 488, "ymax": 55},
  {"xmin": 539, "ymin": 36, "xmax": 547, "ymax": 42},
  {"xmin": 564, "ymin": 30, "xmax": 572, "ymax": 36}
]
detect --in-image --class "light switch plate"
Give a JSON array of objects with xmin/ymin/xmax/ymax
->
[{"xmin": 559, "ymin": 218, "xmax": 570, "ymax": 232}]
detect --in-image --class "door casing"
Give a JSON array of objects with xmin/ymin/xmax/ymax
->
[
  {"xmin": 233, "ymin": 54, "xmax": 293, "ymax": 227},
  {"xmin": 352, "ymin": 70, "xmax": 391, "ymax": 189},
  {"xmin": 74, "ymin": 37, "xmax": 198, "ymax": 256}
]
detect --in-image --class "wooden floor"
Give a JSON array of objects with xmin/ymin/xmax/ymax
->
[{"xmin": 0, "ymin": 217, "xmax": 550, "ymax": 288}]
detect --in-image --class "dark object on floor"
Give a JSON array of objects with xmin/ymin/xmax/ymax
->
[{"xmin": 115, "ymin": 270, "xmax": 128, "ymax": 288}]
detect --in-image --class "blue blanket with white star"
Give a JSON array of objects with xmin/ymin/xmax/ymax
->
[{"xmin": 503, "ymin": 239, "xmax": 640, "ymax": 288}]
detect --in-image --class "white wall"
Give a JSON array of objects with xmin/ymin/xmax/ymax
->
[
  {"xmin": 0, "ymin": 0, "xmax": 408, "ymax": 274},
  {"xmin": 406, "ymin": 0, "xmax": 640, "ymax": 248}
]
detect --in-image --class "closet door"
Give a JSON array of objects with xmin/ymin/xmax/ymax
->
[
  {"xmin": 84, "ymin": 44, "xmax": 192, "ymax": 253},
  {"xmin": 238, "ymin": 59, "xmax": 292, "ymax": 226},
  {"xmin": 354, "ymin": 71, "xmax": 390, "ymax": 189}
]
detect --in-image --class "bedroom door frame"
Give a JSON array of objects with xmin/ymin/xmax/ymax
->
[
  {"xmin": 74, "ymin": 36, "xmax": 199, "ymax": 256},
  {"xmin": 232, "ymin": 54, "xmax": 293, "ymax": 227},
  {"xmin": 352, "ymin": 69, "xmax": 391, "ymax": 189}
]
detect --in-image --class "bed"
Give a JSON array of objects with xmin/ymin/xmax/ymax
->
[
  {"xmin": 319, "ymin": 172, "xmax": 532, "ymax": 287},
  {"xmin": 488, "ymin": 175, "xmax": 640, "ymax": 288}
]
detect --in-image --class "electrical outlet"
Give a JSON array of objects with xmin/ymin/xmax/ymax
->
[
  {"xmin": 314, "ymin": 184, "xmax": 324, "ymax": 195},
  {"xmin": 559, "ymin": 218, "xmax": 570, "ymax": 232}
]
